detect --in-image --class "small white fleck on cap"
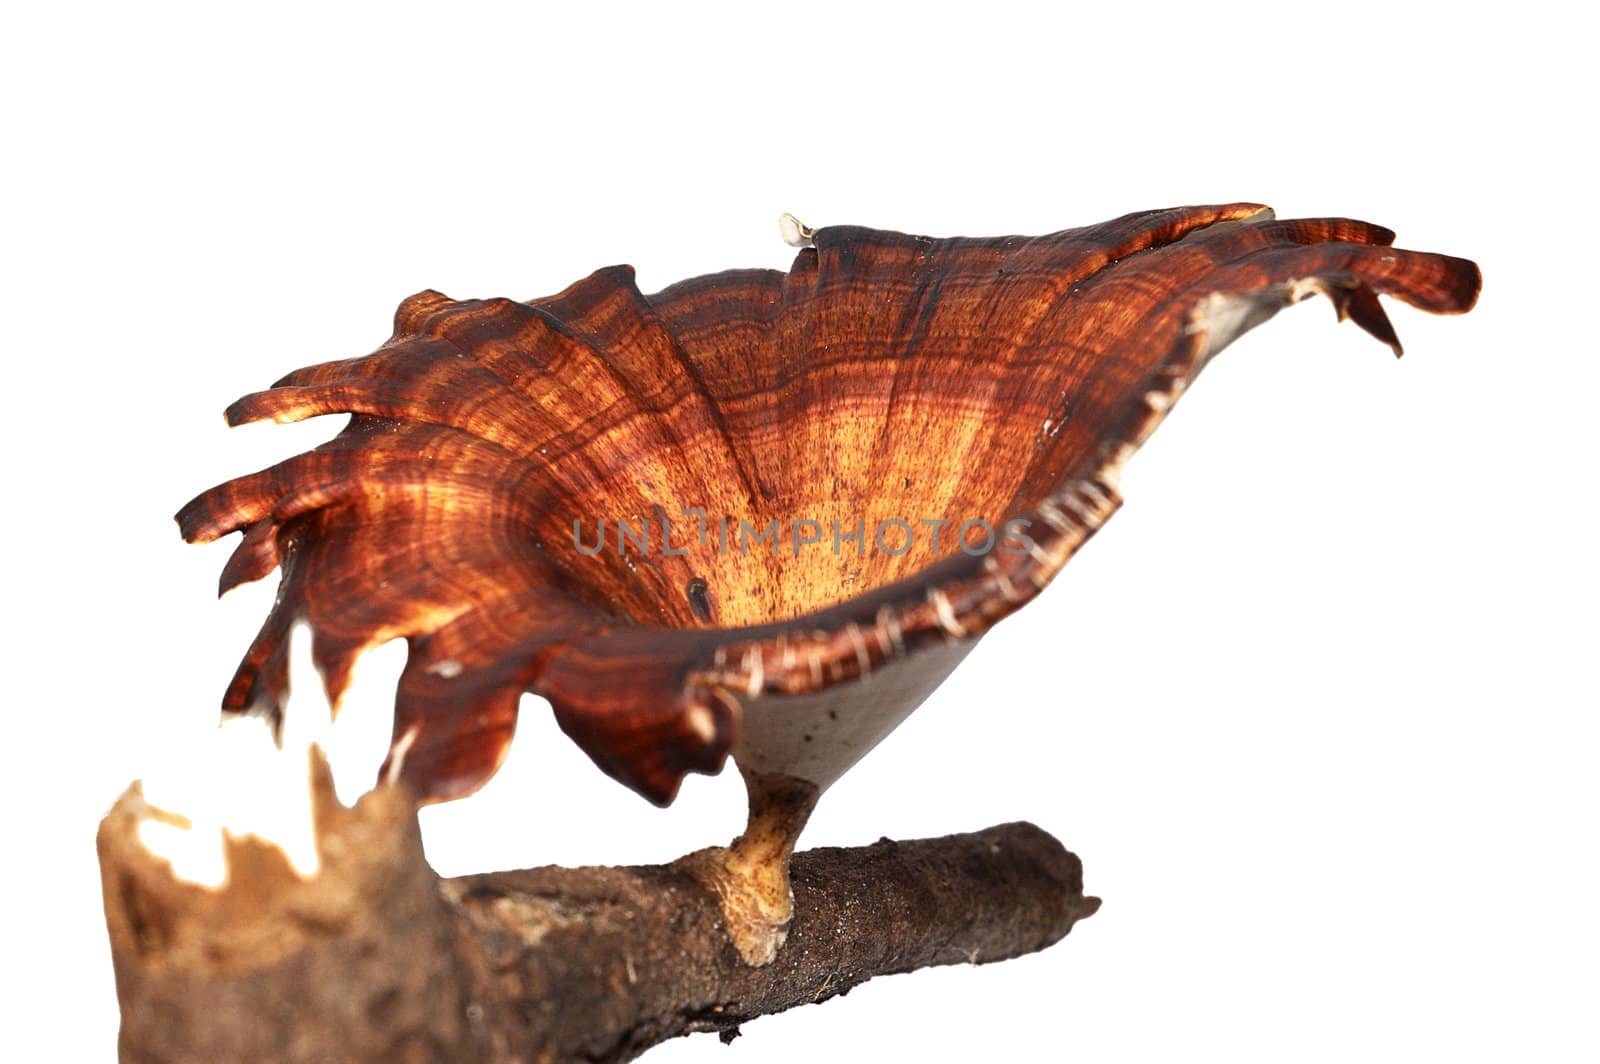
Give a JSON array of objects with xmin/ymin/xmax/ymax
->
[{"xmin": 778, "ymin": 212, "xmax": 816, "ymax": 248}]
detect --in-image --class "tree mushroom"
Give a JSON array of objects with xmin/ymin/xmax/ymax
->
[{"xmin": 177, "ymin": 203, "xmax": 1480, "ymax": 964}]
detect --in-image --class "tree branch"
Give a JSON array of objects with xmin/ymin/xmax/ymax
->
[{"xmin": 98, "ymin": 756, "xmax": 1098, "ymax": 1062}]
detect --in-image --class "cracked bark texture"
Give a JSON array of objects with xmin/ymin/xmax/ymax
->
[{"xmin": 98, "ymin": 763, "xmax": 1097, "ymax": 1063}]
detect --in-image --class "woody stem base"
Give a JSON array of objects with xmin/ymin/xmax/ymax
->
[{"xmin": 98, "ymin": 764, "xmax": 1099, "ymax": 1063}]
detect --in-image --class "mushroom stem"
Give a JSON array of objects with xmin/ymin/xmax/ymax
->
[{"xmin": 678, "ymin": 766, "xmax": 820, "ymax": 965}]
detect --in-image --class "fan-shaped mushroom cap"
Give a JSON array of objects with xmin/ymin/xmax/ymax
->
[{"xmin": 178, "ymin": 205, "xmax": 1479, "ymax": 805}]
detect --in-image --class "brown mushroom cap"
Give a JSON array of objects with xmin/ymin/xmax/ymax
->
[{"xmin": 177, "ymin": 204, "xmax": 1480, "ymax": 805}]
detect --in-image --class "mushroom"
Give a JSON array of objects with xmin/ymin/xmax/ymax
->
[{"xmin": 178, "ymin": 204, "xmax": 1479, "ymax": 964}]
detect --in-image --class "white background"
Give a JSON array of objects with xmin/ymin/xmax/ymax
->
[{"xmin": 4, "ymin": 3, "xmax": 1595, "ymax": 1060}]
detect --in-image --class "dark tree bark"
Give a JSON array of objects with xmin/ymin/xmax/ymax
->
[{"xmin": 98, "ymin": 755, "xmax": 1098, "ymax": 1063}]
